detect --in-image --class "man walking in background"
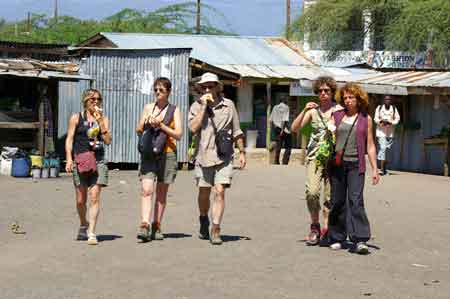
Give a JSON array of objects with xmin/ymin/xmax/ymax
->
[
  {"xmin": 269, "ymin": 96, "xmax": 291, "ymax": 165},
  {"xmin": 374, "ymin": 95, "xmax": 401, "ymax": 175}
]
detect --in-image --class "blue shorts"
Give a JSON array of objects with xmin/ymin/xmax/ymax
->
[{"xmin": 377, "ymin": 137, "xmax": 393, "ymax": 160}]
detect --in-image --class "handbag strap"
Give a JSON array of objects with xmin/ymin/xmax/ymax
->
[
  {"xmin": 316, "ymin": 108, "xmax": 328, "ymax": 128},
  {"xmin": 207, "ymin": 107, "xmax": 219, "ymax": 135},
  {"xmin": 340, "ymin": 114, "xmax": 358, "ymax": 154}
]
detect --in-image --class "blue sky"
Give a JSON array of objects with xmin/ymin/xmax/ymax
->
[{"xmin": 1, "ymin": 0, "xmax": 303, "ymax": 36}]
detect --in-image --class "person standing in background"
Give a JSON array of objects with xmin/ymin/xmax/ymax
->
[
  {"xmin": 269, "ymin": 96, "xmax": 292, "ymax": 165},
  {"xmin": 374, "ymin": 95, "xmax": 400, "ymax": 175}
]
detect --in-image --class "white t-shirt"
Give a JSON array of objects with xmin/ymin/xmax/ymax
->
[
  {"xmin": 270, "ymin": 102, "xmax": 290, "ymax": 133},
  {"xmin": 374, "ymin": 105, "xmax": 400, "ymax": 138}
]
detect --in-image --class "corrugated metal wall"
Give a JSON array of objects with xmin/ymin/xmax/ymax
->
[
  {"xmin": 388, "ymin": 95, "xmax": 450, "ymax": 175},
  {"xmin": 59, "ymin": 48, "xmax": 190, "ymax": 163}
]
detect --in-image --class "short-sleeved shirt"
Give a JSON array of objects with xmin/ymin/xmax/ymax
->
[
  {"xmin": 270, "ymin": 102, "xmax": 290, "ymax": 133},
  {"xmin": 189, "ymin": 98, "xmax": 243, "ymax": 167}
]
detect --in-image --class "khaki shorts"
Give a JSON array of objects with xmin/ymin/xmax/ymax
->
[
  {"xmin": 195, "ymin": 161, "xmax": 233, "ymax": 188},
  {"xmin": 139, "ymin": 152, "xmax": 177, "ymax": 184},
  {"xmin": 73, "ymin": 160, "xmax": 109, "ymax": 188}
]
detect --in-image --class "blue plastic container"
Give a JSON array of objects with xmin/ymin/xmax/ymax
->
[{"xmin": 12, "ymin": 158, "xmax": 30, "ymax": 177}]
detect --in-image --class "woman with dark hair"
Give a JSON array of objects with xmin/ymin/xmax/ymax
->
[
  {"xmin": 136, "ymin": 77, "xmax": 182, "ymax": 242},
  {"xmin": 327, "ymin": 83, "xmax": 379, "ymax": 254},
  {"xmin": 291, "ymin": 76, "xmax": 341, "ymax": 246},
  {"xmin": 65, "ymin": 89, "xmax": 112, "ymax": 245}
]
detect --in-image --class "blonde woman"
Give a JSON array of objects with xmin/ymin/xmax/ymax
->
[
  {"xmin": 136, "ymin": 77, "xmax": 182, "ymax": 242},
  {"xmin": 65, "ymin": 89, "xmax": 112, "ymax": 245}
]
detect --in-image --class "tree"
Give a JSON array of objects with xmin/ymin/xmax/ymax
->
[
  {"xmin": 0, "ymin": 2, "xmax": 232, "ymax": 45},
  {"xmin": 292, "ymin": 0, "xmax": 450, "ymax": 64}
]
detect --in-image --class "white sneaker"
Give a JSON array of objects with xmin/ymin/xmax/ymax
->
[
  {"xmin": 355, "ymin": 242, "xmax": 369, "ymax": 254},
  {"xmin": 329, "ymin": 242, "xmax": 342, "ymax": 250},
  {"xmin": 87, "ymin": 233, "xmax": 98, "ymax": 245}
]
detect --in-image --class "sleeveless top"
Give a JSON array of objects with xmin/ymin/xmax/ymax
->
[
  {"xmin": 307, "ymin": 108, "xmax": 332, "ymax": 161},
  {"xmin": 73, "ymin": 111, "xmax": 105, "ymax": 160},
  {"xmin": 335, "ymin": 121, "xmax": 358, "ymax": 162},
  {"xmin": 333, "ymin": 110, "xmax": 368, "ymax": 173},
  {"xmin": 143, "ymin": 103, "xmax": 177, "ymax": 154},
  {"xmin": 164, "ymin": 119, "xmax": 176, "ymax": 153}
]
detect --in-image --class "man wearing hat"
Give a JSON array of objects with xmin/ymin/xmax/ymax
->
[{"xmin": 189, "ymin": 72, "xmax": 246, "ymax": 245}]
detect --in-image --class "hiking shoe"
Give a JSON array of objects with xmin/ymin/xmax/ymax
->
[
  {"xmin": 87, "ymin": 233, "xmax": 98, "ymax": 245},
  {"xmin": 306, "ymin": 223, "xmax": 321, "ymax": 246},
  {"xmin": 319, "ymin": 227, "xmax": 329, "ymax": 246},
  {"xmin": 329, "ymin": 242, "xmax": 342, "ymax": 250},
  {"xmin": 199, "ymin": 216, "xmax": 210, "ymax": 240},
  {"xmin": 151, "ymin": 222, "xmax": 164, "ymax": 240},
  {"xmin": 210, "ymin": 226, "xmax": 222, "ymax": 245},
  {"xmin": 76, "ymin": 225, "xmax": 88, "ymax": 241},
  {"xmin": 137, "ymin": 223, "xmax": 151, "ymax": 242},
  {"xmin": 355, "ymin": 242, "xmax": 369, "ymax": 255}
]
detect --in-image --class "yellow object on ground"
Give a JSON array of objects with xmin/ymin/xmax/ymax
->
[{"xmin": 30, "ymin": 155, "xmax": 43, "ymax": 168}]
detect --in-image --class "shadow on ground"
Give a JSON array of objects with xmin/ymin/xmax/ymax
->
[
  {"xmin": 221, "ymin": 235, "xmax": 251, "ymax": 242},
  {"xmin": 163, "ymin": 233, "xmax": 192, "ymax": 239},
  {"xmin": 97, "ymin": 235, "xmax": 123, "ymax": 242}
]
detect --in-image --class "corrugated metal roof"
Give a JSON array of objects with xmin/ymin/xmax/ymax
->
[
  {"xmin": 99, "ymin": 33, "xmax": 314, "ymax": 67},
  {"xmin": 355, "ymin": 71, "xmax": 450, "ymax": 88},
  {"xmin": 0, "ymin": 69, "xmax": 92, "ymax": 80},
  {"xmin": 324, "ymin": 67, "xmax": 450, "ymax": 94},
  {"xmin": 215, "ymin": 64, "xmax": 329, "ymax": 79}
]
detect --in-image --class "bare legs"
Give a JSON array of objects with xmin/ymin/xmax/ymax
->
[
  {"xmin": 153, "ymin": 183, "xmax": 169, "ymax": 224},
  {"xmin": 197, "ymin": 185, "xmax": 226, "ymax": 225},
  {"xmin": 75, "ymin": 184, "xmax": 102, "ymax": 235},
  {"xmin": 140, "ymin": 179, "xmax": 169, "ymax": 227}
]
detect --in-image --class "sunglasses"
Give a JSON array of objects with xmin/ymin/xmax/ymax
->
[
  {"xmin": 154, "ymin": 88, "xmax": 167, "ymax": 93},
  {"xmin": 318, "ymin": 88, "xmax": 331, "ymax": 94}
]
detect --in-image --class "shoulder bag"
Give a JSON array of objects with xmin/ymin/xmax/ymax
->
[{"xmin": 138, "ymin": 104, "xmax": 176, "ymax": 159}]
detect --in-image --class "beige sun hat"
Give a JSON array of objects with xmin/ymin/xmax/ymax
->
[{"xmin": 196, "ymin": 72, "xmax": 222, "ymax": 86}]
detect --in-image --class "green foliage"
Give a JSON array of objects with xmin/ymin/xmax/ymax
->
[
  {"xmin": 292, "ymin": 0, "xmax": 450, "ymax": 64},
  {"xmin": 385, "ymin": 0, "xmax": 450, "ymax": 64},
  {"xmin": 0, "ymin": 2, "xmax": 231, "ymax": 45}
]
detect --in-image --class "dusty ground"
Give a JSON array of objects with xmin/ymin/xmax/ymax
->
[{"xmin": 1, "ymin": 163, "xmax": 450, "ymax": 299}]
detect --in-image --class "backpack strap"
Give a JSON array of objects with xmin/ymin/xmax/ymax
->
[{"xmin": 162, "ymin": 104, "xmax": 176, "ymax": 126}]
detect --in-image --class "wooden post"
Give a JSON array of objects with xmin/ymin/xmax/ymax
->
[
  {"xmin": 266, "ymin": 82, "xmax": 275, "ymax": 163},
  {"xmin": 54, "ymin": 0, "xmax": 58, "ymax": 23},
  {"xmin": 266, "ymin": 82, "xmax": 272, "ymax": 149},
  {"xmin": 399, "ymin": 95, "xmax": 408, "ymax": 170},
  {"xmin": 38, "ymin": 98, "xmax": 45, "ymax": 155},
  {"xmin": 196, "ymin": 0, "xmax": 201, "ymax": 34},
  {"xmin": 286, "ymin": 0, "xmax": 291, "ymax": 39}
]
